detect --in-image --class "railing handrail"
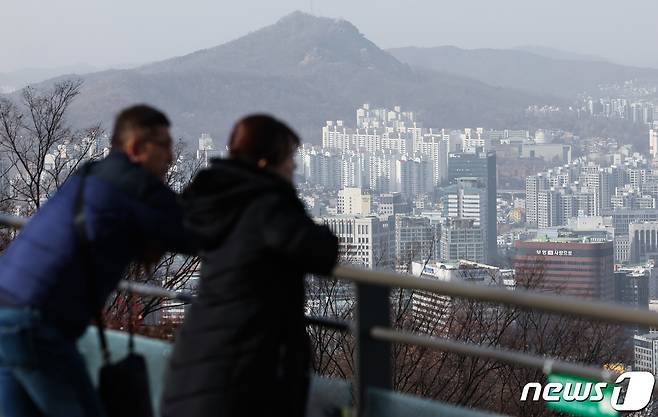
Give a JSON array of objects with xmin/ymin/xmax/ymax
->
[
  {"xmin": 0, "ymin": 213, "xmax": 28, "ymax": 229},
  {"xmin": 115, "ymin": 281, "xmax": 622, "ymax": 384},
  {"xmin": 121, "ymin": 278, "xmax": 623, "ymax": 384},
  {"xmin": 117, "ymin": 281, "xmax": 194, "ymax": 303},
  {"xmin": 371, "ymin": 326, "xmax": 617, "ymax": 383},
  {"xmin": 333, "ymin": 265, "xmax": 658, "ymax": 328}
]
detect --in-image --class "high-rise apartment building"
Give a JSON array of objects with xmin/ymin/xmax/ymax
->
[
  {"xmin": 393, "ymin": 156, "xmax": 433, "ymax": 198},
  {"xmin": 580, "ymin": 169, "xmax": 613, "ymax": 215},
  {"xmin": 299, "ymin": 148, "xmax": 342, "ymax": 190},
  {"xmin": 525, "ymin": 174, "xmax": 549, "ymax": 226},
  {"xmin": 414, "ymin": 130, "xmax": 449, "ymax": 186},
  {"xmin": 537, "ymin": 189, "xmax": 560, "ymax": 229}
]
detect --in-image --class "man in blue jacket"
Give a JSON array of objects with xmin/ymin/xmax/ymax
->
[{"xmin": 0, "ymin": 105, "xmax": 193, "ymax": 417}]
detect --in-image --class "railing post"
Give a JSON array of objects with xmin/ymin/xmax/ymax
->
[{"xmin": 355, "ymin": 282, "xmax": 391, "ymax": 417}]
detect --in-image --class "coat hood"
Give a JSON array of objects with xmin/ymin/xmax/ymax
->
[{"xmin": 182, "ymin": 158, "xmax": 297, "ymax": 248}]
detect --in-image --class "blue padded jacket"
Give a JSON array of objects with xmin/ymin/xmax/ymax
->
[{"xmin": 0, "ymin": 151, "xmax": 193, "ymax": 338}]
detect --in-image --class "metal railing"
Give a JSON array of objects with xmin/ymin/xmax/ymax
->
[
  {"xmin": 0, "ymin": 213, "xmax": 27, "ymax": 229},
  {"xmin": 117, "ymin": 280, "xmax": 195, "ymax": 303},
  {"xmin": 5, "ymin": 214, "xmax": 658, "ymax": 416}
]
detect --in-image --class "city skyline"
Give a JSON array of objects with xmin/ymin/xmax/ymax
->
[{"xmin": 3, "ymin": 4, "xmax": 658, "ymax": 415}]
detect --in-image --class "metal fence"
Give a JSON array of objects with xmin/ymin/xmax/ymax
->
[{"xmin": 4, "ymin": 213, "xmax": 658, "ymax": 416}]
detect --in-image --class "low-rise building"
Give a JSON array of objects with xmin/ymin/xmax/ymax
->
[{"xmin": 634, "ymin": 333, "xmax": 658, "ymax": 374}]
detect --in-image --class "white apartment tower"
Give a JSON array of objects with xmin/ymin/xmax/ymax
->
[
  {"xmin": 537, "ymin": 189, "xmax": 560, "ymax": 229},
  {"xmin": 525, "ymin": 174, "xmax": 549, "ymax": 226},
  {"xmin": 414, "ymin": 130, "xmax": 449, "ymax": 186},
  {"xmin": 393, "ymin": 157, "xmax": 433, "ymax": 198}
]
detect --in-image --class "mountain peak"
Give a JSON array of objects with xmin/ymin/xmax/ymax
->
[
  {"xmin": 278, "ymin": 10, "xmax": 313, "ymax": 21},
  {"xmin": 275, "ymin": 11, "xmax": 357, "ymax": 32},
  {"xmin": 141, "ymin": 11, "xmax": 407, "ymax": 77}
]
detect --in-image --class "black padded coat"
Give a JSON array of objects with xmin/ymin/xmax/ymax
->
[{"xmin": 161, "ymin": 159, "xmax": 339, "ymax": 417}]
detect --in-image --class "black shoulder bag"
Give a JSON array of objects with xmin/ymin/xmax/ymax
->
[{"xmin": 73, "ymin": 163, "xmax": 155, "ymax": 417}]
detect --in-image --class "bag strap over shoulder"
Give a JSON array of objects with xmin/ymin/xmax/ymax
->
[{"xmin": 72, "ymin": 162, "xmax": 113, "ymax": 364}]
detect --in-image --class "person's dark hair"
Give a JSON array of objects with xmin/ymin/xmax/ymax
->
[
  {"xmin": 111, "ymin": 104, "xmax": 170, "ymax": 148},
  {"xmin": 228, "ymin": 114, "xmax": 300, "ymax": 167}
]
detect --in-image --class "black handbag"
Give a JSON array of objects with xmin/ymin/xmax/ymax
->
[
  {"xmin": 98, "ymin": 317, "xmax": 154, "ymax": 417},
  {"xmin": 73, "ymin": 163, "xmax": 155, "ymax": 417}
]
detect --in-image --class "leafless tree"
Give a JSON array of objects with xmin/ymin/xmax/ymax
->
[
  {"xmin": 309, "ymin": 247, "xmax": 628, "ymax": 417},
  {"xmin": 105, "ymin": 140, "xmax": 203, "ymax": 338},
  {"xmin": 307, "ymin": 275, "xmax": 356, "ymax": 378},
  {"xmin": 0, "ymin": 79, "xmax": 103, "ymax": 213},
  {"xmin": 166, "ymin": 138, "xmax": 205, "ymax": 193}
]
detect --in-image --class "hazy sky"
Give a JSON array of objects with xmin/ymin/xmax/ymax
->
[{"xmin": 2, "ymin": 0, "xmax": 658, "ymax": 72}]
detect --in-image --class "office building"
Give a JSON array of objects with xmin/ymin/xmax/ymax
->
[
  {"xmin": 513, "ymin": 237, "xmax": 614, "ymax": 301},
  {"xmin": 444, "ymin": 177, "xmax": 489, "ymax": 260},
  {"xmin": 634, "ymin": 333, "xmax": 658, "ymax": 374},
  {"xmin": 319, "ymin": 216, "xmax": 389, "ymax": 269},
  {"xmin": 337, "ymin": 187, "xmax": 371, "ymax": 215},
  {"xmin": 393, "ymin": 215, "xmax": 436, "ymax": 270},
  {"xmin": 445, "ymin": 178, "xmax": 488, "ymax": 226},
  {"xmin": 612, "ymin": 235, "xmax": 630, "ymax": 264},
  {"xmin": 629, "ymin": 222, "xmax": 658, "ymax": 263},
  {"xmin": 614, "ymin": 267, "xmax": 650, "ymax": 337},
  {"xmin": 378, "ymin": 192, "xmax": 410, "ymax": 219},
  {"xmin": 604, "ymin": 208, "xmax": 658, "ymax": 236},
  {"xmin": 410, "ymin": 260, "xmax": 508, "ymax": 334},
  {"xmin": 447, "ymin": 150, "xmax": 497, "ymax": 260},
  {"xmin": 615, "ymin": 268, "xmax": 649, "ymax": 308},
  {"xmin": 440, "ymin": 218, "xmax": 486, "ymax": 263}
]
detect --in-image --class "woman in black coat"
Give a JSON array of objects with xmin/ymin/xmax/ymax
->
[{"xmin": 161, "ymin": 115, "xmax": 339, "ymax": 417}]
